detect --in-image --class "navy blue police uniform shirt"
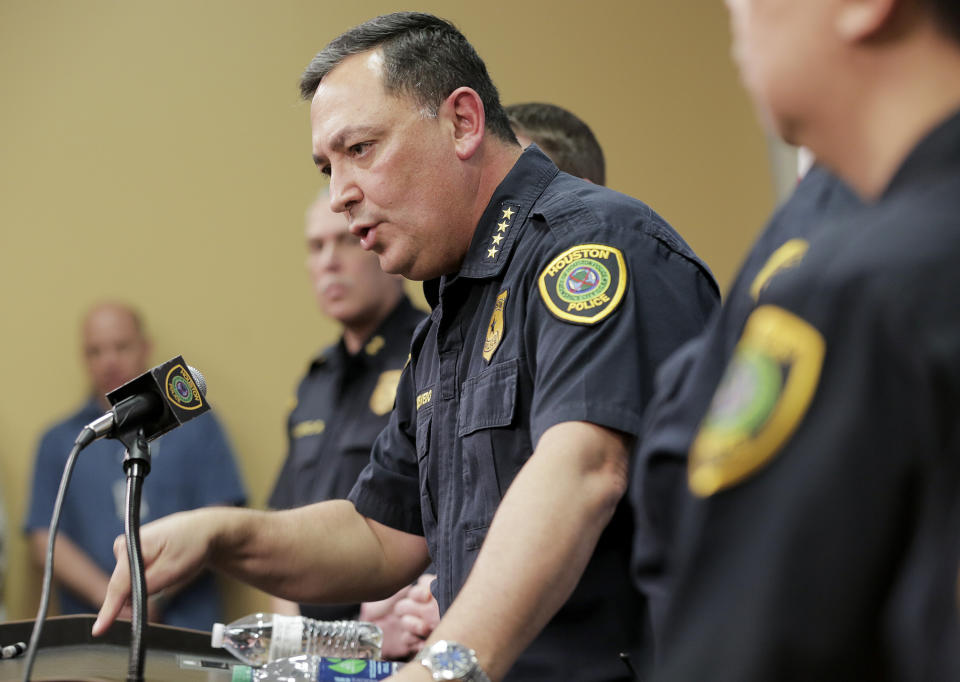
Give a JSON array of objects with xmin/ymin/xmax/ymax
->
[
  {"xmin": 348, "ymin": 146, "xmax": 719, "ymax": 681},
  {"xmin": 653, "ymin": 110, "xmax": 960, "ymax": 682},
  {"xmin": 269, "ymin": 296, "xmax": 425, "ymax": 620},
  {"xmin": 630, "ymin": 165, "xmax": 861, "ymax": 647}
]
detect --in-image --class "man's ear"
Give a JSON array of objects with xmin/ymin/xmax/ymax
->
[
  {"xmin": 440, "ymin": 87, "xmax": 485, "ymax": 160},
  {"xmin": 835, "ymin": 0, "xmax": 900, "ymax": 42}
]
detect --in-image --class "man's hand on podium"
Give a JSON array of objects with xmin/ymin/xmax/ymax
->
[{"xmin": 92, "ymin": 509, "xmax": 215, "ymax": 635}]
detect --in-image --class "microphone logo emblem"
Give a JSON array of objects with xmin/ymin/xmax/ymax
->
[{"xmin": 165, "ymin": 364, "xmax": 204, "ymax": 410}]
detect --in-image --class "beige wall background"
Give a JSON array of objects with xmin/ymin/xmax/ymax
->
[{"xmin": 0, "ymin": 0, "xmax": 773, "ymax": 623}]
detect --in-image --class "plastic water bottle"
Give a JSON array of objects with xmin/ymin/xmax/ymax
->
[
  {"xmin": 211, "ymin": 613, "xmax": 383, "ymax": 666},
  {"xmin": 231, "ymin": 656, "xmax": 401, "ymax": 681}
]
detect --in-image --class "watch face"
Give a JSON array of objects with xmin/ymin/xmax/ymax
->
[{"xmin": 426, "ymin": 641, "xmax": 476, "ymax": 679}]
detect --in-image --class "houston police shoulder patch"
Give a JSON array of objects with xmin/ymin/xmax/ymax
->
[
  {"xmin": 688, "ymin": 304, "xmax": 825, "ymax": 497},
  {"xmin": 538, "ymin": 243, "xmax": 627, "ymax": 325}
]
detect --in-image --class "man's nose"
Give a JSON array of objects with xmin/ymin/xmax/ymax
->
[{"xmin": 328, "ymin": 167, "xmax": 363, "ymax": 216}]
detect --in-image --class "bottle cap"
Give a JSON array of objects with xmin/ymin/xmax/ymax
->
[
  {"xmin": 211, "ymin": 622, "xmax": 225, "ymax": 648},
  {"xmin": 231, "ymin": 664, "xmax": 253, "ymax": 682}
]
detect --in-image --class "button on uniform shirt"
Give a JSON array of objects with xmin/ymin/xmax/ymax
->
[
  {"xmin": 25, "ymin": 405, "xmax": 245, "ymax": 630},
  {"xmin": 653, "ymin": 110, "xmax": 960, "ymax": 682},
  {"xmin": 349, "ymin": 146, "xmax": 720, "ymax": 681},
  {"xmin": 631, "ymin": 165, "xmax": 861, "ymax": 645},
  {"xmin": 269, "ymin": 296, "xmax": 426, "ymax": 620}
]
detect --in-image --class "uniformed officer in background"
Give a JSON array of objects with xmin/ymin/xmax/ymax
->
[
  {"xmin": 505, "ymin": 102, "xmax": 606, "ymax": 185},
  {"xmin": 267, "ymin": 190, "xmax": 432, "ymax": 659},
  {"xmin": 94, "ymin": 12, "xmax": 719, "ymax": 681},
  {"xmin": 650, "ymin": 0, "xmax": 960, "ymax": 679}
]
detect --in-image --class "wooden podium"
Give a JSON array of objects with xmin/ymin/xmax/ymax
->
[{"xmin": 0, "ymin": 615, "xmax": 237, "ymax": 681}]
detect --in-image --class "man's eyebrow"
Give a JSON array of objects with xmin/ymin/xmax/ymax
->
[{"xmin": 312, "ymin": 125, "xmax": 380, "ymax": 167}]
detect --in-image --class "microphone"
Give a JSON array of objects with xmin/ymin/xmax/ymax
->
[{"xmin": 84, "ymin": 355, "xmax": 211, "ymax": 443}]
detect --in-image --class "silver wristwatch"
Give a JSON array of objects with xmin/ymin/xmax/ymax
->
[{"xmin": 417, "ymin": 640, "xmax": 491, "ymax": 682}]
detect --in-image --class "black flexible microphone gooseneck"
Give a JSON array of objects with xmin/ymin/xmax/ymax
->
[{"xmin": 22, "ymin": 356, "xmax": 211, "ymax": 682}]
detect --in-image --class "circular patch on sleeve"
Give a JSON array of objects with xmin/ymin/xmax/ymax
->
[
  {"xmin": 537, "ymin": 243, "xmax": 627, "ymax": 324},
  {"xmin": 688, "ymin": 305, "xmax": 825, "ymax": 497}
]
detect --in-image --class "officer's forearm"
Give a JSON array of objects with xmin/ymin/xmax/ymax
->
[
  {"xmin": 410, "ymin": 421, "xmax": 630, "ymax": 681},
  {"xmin": 215, "ymin": 501, "xmax": 430, "ymax": 604}
]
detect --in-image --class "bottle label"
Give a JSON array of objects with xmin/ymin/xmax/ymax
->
[
  {"xmin": 317, "ymin": 658, "xmax": 400, "ymax": 681},
  {"xmin": 269, "ymin": 615, "xmax": 306, "ymax": 661}
]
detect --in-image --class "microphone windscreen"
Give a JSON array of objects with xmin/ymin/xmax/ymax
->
[{"xmin": 188, "ymin": 365, "xmax": 207, "ymax": 398}]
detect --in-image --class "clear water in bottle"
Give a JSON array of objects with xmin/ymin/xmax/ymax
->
[
  {"xmin": 212, "ymin": 613, "xmax": 383, "ymax": 666},
  {"xmin": 232, "ymin": 656, "xmax": 401, "ymax": 681}
]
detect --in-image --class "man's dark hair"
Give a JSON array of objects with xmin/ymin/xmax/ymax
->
[
  {"xmin": 928, "ymin": 0, "xmax": 960, "ymax": 43},
  {"xmin": 506, "ymin": 103, "xmax": 606, "ymax": 185},
  {"xmin": 300, "ymin": 12, "xmax": 517, "ymax": 144}
]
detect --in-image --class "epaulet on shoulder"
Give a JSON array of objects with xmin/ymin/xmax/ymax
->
[{"xmin": 536, "ymin": 184, "xmax": 604, "ymax": 242}]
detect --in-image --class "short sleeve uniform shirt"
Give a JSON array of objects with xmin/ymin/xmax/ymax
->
[
  {"xmin": 631, "ymin": 166, "xmax": 861, "ymax": 641},
  {"xmin": 350, "ymin": 146, "xmax": 719, "ymax": 681},
  {"xmin": 654, "ymin": 109, "xmax": 960, "ymax": 681}
]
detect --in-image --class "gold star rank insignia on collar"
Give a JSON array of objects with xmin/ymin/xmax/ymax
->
[{"xmin": 487, "ymin": 203, "xmax": 519, "ymax": 259}]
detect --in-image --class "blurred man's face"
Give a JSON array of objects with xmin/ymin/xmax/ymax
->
[
  {"xmin": 82, "ymin": 306, "xmax": 150, "ymax": 398},
  {"xmin": 309, "ymin": 50, "xmax": 473, "ymax": 281},
  {"xmin": 305, "ymin": 196, "xmax": 401, "ymax": 328},
  {"xmin": 724, "ymin": 0, "xmax": 835, "ymax": 143}
]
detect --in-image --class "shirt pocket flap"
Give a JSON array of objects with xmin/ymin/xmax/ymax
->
[{"xmin": 457, "ymin": 358, "xmax": 518, "ymax": 437}]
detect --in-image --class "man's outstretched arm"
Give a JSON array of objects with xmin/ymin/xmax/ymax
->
[{"xmin": 93, "ymin": 499, "xmax": 430, "ymax": 635}]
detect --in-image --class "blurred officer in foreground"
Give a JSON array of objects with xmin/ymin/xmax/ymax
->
[
  {"xmin": 94, "ymin": 13, "xmax": 718, "ymax": 680},
  {"xmin": 25, "ymin": 302, "xmax": 246, "ymax": 629},
  {"xmin": 268, "ymin": 191, "xmax": 432, "ymax": 659},
  {"xmin": 650, "ymin": 0, "xmax": 960, "ymax": 679},
  {"xmin": 631, "ymin": 162, "xmax": 861, "ymax": 665}
]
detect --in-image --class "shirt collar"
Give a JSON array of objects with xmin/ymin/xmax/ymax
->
[
  {"xmin": 311, "ymin": 295, "xmax": 419, "ymax": 368},
  {"xmin": 425, "ymin": 145, "xmax": 558, "ymax": 301},
  {"xmin": 882, "ymin": 106, "xmax": 960, "ymax": 198}
]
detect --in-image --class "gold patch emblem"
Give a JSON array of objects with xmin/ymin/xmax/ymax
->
[
  {"xmin": 369, "ymin": 369, "xmax": 402, "ymax": 416},
  {"xmin": 688, "ymin": 305, "xmax": 825, "ymax": 497},
  {"xmin": 365, "ymin": 335, "xmax": 385, "ymax": 356},
  {"xmin": 749, "ymin": 239, "xmax": 809, "ymax": 301},
  {"xmin": 482, "ymin": 290, "xmax": 508, "ymax": 362},
  {"xmin": 538, "ymin": 243, "xmax": 627, "ymax": 325},
  {"xmin": 292, "ymin": 419, "xmax": 325, "ymax": 439}
]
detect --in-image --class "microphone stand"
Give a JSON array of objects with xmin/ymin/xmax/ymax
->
[{"xmin": 118, "ymin": 427, "xmax": 151, "ymax": 682}]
